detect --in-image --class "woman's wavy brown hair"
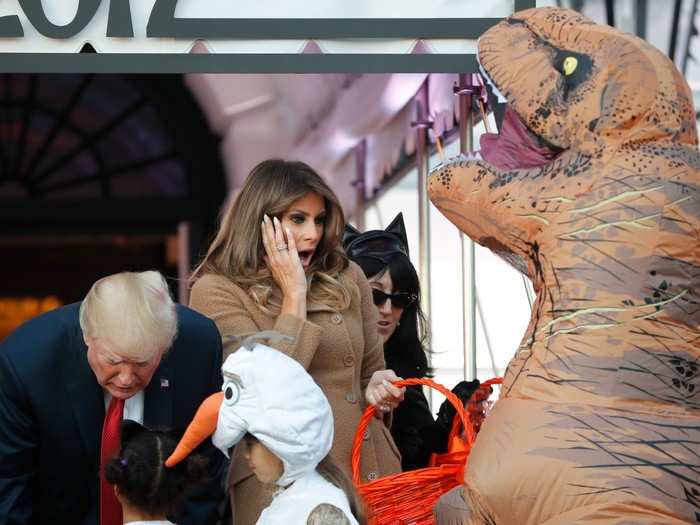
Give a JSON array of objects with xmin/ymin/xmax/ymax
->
[{"xmin": 192, "ymin": 159, "xmax": 351, "ymax": 312}]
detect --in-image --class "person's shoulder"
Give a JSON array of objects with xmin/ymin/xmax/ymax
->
[
  {"xmin": 191, "ymin": 272, "xmax": 239, "ymax": 291},
  {"xmin": 176, "ymin": 302, "xmax": 210, "ymax": 321},
  {"xmin": 0, "ymin": 303, "xmax": 80, "ymax": 371},
  {"xmin": 1, "ymin": 302, "xmax": 79, "ymax": 344},
  {"xmin": 168, "ymin": 305, "xmax": 221, "ymax": 360},
  {"xmin": 296, "ymin": 472, "xmax": 357, "ymax": 524},
  {"xmin": 342, "ymin": 259, "xmax": 365, "ymax": 283},
  {"xmin": 334, "ymin": 260, "xmax": 366, "ymax": 306},
  {"xmin": 191, "ymin": 272, "xmax": 246, "ymax": 298},
  {"xmin": 175, "ymin": 304, "xmax": 219, "ymax": 336}
]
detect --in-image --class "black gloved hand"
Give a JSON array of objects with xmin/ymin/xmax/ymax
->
[{"xmin": 435, "ymin": 379, "xmax": 481, "ymax": 431}]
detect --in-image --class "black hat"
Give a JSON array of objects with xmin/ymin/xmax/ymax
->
[{"xmin": 342, "ymin": 213, "xmax": 410, "ymax": 265}]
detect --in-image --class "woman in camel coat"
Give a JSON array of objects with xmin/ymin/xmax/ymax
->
[{"xmin": 189, "ymin": 159, "xmax": 402, "ymax": 525}]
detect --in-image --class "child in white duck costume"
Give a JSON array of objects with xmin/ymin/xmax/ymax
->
[{"xmin": 165, "ymin": 334, "xmax": 365, "ymax": 525}]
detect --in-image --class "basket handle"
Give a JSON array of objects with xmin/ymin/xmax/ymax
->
[
  {"xmin": 351, "ymin": 377, "xmax": 472, "ymax": 486},
  {"xmin": 447, "ymin": 376, "xmax": 503, "ymax": 442}
]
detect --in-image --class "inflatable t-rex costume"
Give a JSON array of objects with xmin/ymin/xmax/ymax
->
[{"xmin": 429, "ymin": 7, "xmax": 699, "ymax": 524}]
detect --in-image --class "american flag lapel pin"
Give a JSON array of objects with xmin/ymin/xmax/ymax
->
[{"xmin": 160, "ymin": 378, "xmax": 169, "ymax": 388}]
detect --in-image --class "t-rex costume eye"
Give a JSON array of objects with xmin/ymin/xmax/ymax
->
[
  {"xmin": 553, "ymin": 49, "xmax": 592, "ymax": 95},
  {"xmin": 562, "ymin": 56, "xmax": 577, "ymax": 75},
  {"xmin": 429, "ymin": 6, "xmax": 699, "ymax": 524}
]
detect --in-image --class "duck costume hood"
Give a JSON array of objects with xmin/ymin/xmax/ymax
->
[{"xmin": 165, "ymin": 333, "xmax": 334, "ymax": 487}]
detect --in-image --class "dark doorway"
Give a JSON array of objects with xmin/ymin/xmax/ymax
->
[{"xmin": 0, "ymin": 74, "xmax": 226, "ymax": 334}]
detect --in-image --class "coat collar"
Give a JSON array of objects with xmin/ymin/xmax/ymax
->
[
  {"xmin": 306, "ymin": 300, "xmax": 337, "ymax": 314},
  {"xmin": 267, "ymin": 289, "xmax": 337, "ymax": 314}
]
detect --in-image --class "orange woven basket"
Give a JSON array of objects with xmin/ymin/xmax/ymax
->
[
  {"xmin": 431, "ymin": 377, "xmax": 503, "ymax": 469},
  {"xmin": 352, "ymin": 377, "xmax": 496, "ymax": 525}
]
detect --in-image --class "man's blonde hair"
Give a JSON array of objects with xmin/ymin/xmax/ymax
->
[{"xmin": 79, "ymin": 271, "xmax": 177, "ymax": 361}]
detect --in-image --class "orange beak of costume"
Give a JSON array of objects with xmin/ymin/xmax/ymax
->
[{"xmin": 165, "ymin": 392, "xmax": 224, "ymax": 467}]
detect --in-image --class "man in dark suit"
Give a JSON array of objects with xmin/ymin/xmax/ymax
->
[{"xmin": 0, "ymin": 271, "xmax": 226, "ymax": 525}]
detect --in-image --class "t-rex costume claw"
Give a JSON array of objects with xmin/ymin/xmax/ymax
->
[{"xmin": 428, "ymin": 7, "xmax": 700, "ymax": 524}]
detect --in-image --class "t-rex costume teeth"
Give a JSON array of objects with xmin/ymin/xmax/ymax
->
[{"xmin": 429, "ymin": 7, "xmax": 700, "ymax": 524}]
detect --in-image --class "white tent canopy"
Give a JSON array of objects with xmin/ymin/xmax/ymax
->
[{"xmin": 185, "ymin": 71, "xmax": 481, "ymax": 213}]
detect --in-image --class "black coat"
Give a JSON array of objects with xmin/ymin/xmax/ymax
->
[
  {"xmin": 0, "ymin": 302, "xmax": 226, "ymax": 525},
  {"xmin": 385, "ymin": 347, "xmax": 451, "ymax": 471},
  {"xmin": 391, "ymin": 384, "xmax": 451, "ymax": 470}
]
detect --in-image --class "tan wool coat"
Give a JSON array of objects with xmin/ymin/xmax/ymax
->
[{"xmin": 190, "ymin": 261, "xmax": 401, "ymax": 525}]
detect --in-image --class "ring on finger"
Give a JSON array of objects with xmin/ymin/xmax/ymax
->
[{"xmin": 276, "ymin": 244, "xmax": 288, "ymax": 251}]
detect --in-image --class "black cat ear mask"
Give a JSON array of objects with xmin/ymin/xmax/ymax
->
[{"xmin": 342, "ymin": 213, "xmax": 410, "ymax": 263}]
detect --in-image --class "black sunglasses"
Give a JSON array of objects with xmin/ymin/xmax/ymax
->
[{"xmin": 371, "ymin": 289, "xmax": 417, "ymax": 309}]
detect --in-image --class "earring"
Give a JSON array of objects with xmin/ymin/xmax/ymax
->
[{"xmin": 396, "ymin": 320, "xmax": 401, "ymax": 327}]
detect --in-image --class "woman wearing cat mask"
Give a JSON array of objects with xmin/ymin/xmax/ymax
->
[{"xmin": 344, "ymin": 213, "xmax": 481, "ymax": 470}]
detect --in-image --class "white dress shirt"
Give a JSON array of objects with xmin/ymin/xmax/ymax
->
[{"xmin": 103, "ymin": 390, "xmax": 144, "ymax": 424}]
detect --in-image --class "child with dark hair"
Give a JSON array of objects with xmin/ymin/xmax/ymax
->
[
  {"xmin": 343, "ymin": 213, "xmax": 482, "ymax": 470},
  {"xmin": 105, "ymin": 421, "xmax": 207, "ymax": 525}
]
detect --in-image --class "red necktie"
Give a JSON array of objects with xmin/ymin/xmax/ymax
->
[{"xmin": 100, "ymin": 397, "xmax": 124, "ymax": 525}]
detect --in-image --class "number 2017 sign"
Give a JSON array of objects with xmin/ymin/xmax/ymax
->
[
  {"xmin": 0, "ymin": 0, "xmax": 164, "ymax": 39},
  {"xmin": 0, "ymin": 0, "xmax": 302, "ymax": 39},
  {"xmin": 0, "ymin": 0, "xmax": 534, "ymax": 72},
  {"xmin": 0, "ymin": 0, "xmax": 532, "ymax": 40}
]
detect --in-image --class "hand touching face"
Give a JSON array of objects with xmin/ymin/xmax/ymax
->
[
  {"xmin": 260, "ymin": 191, "xmax": 327, "ymax": 300},
  {"xmin": 278, "ymin": 192, "xmax": 326, "ymax": 269},
  {"xmin": 260, "ymin": 191, "xmax": 327, "ymax": 304}
]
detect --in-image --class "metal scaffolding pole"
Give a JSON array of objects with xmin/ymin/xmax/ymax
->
[
  {"xmin": 605, "ymin": 0, "xmax": 615, "ymax": 27},
  {"xmin": 669, "ymin": 0, "xmax": 683, "ymax": 62},
  {"xmin": 177, "ymin": 221, "xmax": 190, "ymax": 305},
  {"xmin": 413, "ymin": 81, "xmax": 433, "ymax": 409},
  {"xmin": 455, "ymin": 73, "xmax": 478, "ymax": 381},
  {"xmin": 475, "ymin": 290, "xmax": 499, "ymax": 378},
  {"xmin": 353, "ymin": 140, "xmax": 367, "ymax": 231},
  {"xmin": 636, "ymin": 0, "xmax": 647, "ymax": 39},
  {"xmin": 682, "ymin": 0, "xmax": 700, "ymax": 75},
  {"xmin": 523, "ymin": 275, "xmax": 534, "ymax": 308},
  {"xmin": 414, "ymin": 82, "xmax": 432, "ymax": 327}
]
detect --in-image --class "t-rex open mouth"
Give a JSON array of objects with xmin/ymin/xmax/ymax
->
[
  {"xmin": 479, "ymin": 104, "xmax": 562, "ymax": 170},
  {"xmin": 477, "ymin": 56, "xmax": 563, "ymax": 170}
]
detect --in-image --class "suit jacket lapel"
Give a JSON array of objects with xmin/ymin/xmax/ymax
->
[
  {"xmin": 62, "ymin": 327, "xmax": 104, "ymax": 463},
  {"xmin": 143, "ymin": 355, "xmax": 173, "ymax": 429}
]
